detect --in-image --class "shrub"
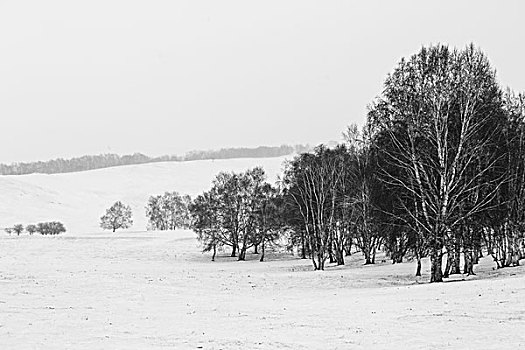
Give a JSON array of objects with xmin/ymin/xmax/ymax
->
[
  {"xmin": 26, "ymin": 224, "xmax": 37, "ymax": 235},
  {"xmin": 36, "ymin": 221, "xmax": 66, "ymax": 235},
  {"xmin": 13, "ymin": 224, "xmax": 24, "ymax": 236}
]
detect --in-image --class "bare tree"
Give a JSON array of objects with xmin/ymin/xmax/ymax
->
[
  {"xmin": 13, "ymin": 224, "xmax": 24, "ymax": 236},
  {"xmin": 283, "ymin": 145, "xmax": 348, "ymax": 270},
  {"xmin": 26, "ymin": 224, "xmax": 37, "ymax": 236},
  {"xmin": 100, "ymin": 201, "xmax": 133, "ymax": 232},
  {"xmin": 190, "ymin": 167, "xmax": 280, "ymax": 261},
  {"xmin": 368, "ymin": 44, "xmax": 506, "ymax": 282}
]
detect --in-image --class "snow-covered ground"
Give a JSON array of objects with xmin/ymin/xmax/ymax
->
[
  {"xmin": 1, "ymin": 157, "xmax": 524, "ymax": 349},
  {"xmin": 0, "ymin": 230, "xmax": 524, "ymax": 349},
  {"xmin": 0, "ymin": 157, "xmax": 287, "ymax": 233}
]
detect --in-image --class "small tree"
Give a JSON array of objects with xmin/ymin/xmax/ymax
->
[
  {"xmin": 100, "ymin": 201, "xmax": 133, "ymax": 232},
  {"xmin": 36, "ymin": 223, "xmax": 47, "ymax": 235},
  {"xmin": 26, "ymin": 224, "xmax": 37, "ymax": 235},
  {"xmin": 13, "ymin": 224, "xmax": 24, "ymax": 236},
  {"xmin": 48, "ymin": 221, "xmax": 66, "ymax": 235},
  {"xmin": 145, "ymin": 192, "xmax": 191, "ymax": 230},
  {"xmin": 4, "ymin": 227, "xmax": 13, "ymax": 235},
  {"xmin": 35, "ymin": 221, "xmax": 66, "ymax": 235}
]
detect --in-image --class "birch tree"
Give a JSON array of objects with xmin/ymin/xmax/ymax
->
[
  {"xmin": 367, "ymin": 44, "xmax": 506, "ymax": 282},
  {"xmin": 283, "ymin": 145, "xmax": 349, "ymax": 270},
  {"xmin": 190, "ymin": 167, "xmax": 280, "ymax": 261}
]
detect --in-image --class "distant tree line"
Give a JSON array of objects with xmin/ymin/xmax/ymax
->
[
  {"xmin": 180, "ymin": 145, "xmax": 311, "ymax": 162},
  {"xmin": 189, "ymin": 44, "xmax": 525, "ymax": 283},
  {"xmin": 0, "ymin": 153, "xmax": 152, "ymax": 176},
  {"xmin": 0, "ymin": 145, "xmax": 311, "ymax": 176},
  {"xmin": 4, "ymin": 222, "xmax": 66, "ymax": 236}
]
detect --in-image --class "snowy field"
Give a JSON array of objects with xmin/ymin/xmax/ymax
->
[
  {"xmin": 0, "ymin": 230, "xmax": 524, "ymax": 349},
  {"xmin": 1, "ymin": 158, "xmax": 524, "ymax": 349}
]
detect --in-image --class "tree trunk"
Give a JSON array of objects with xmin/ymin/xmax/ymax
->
[
  {"xmin": 452, "ymin": 243, "xmax": 461, "ymax": 275},
  {"xmin": 464, "ymin": 250, "xmax": 475, "ymax": 275},
  {"xmin": 311, "ymin": 255, "xmax": 319, "ymax": 270},
  {"xmin": 328, "ymin": 241, "xmax": 335, "ymax": 264},
  {"xmin": 318, "ymin": 253, "xmax": 325, "ymax": 270},
  {"xmin": 430, "ymin": 247, "xmax": 443, "ymax": 283},
  {"xmin": 335, "ymin": 245, "xmax": 345, "ymax": 266},
  {"xmin": 308, "ymin": 236, "xmax": 318, "ymax": 270},
  {"xmin": 473, "ymin": 247, "xmax": 480, "ymax": 264},
  {"xmin": 238, "ymin": 247, "xmax": 247, "ymax": 261},
  {"xmin": 254, "ymin": 244, "xmax": 258, "ymax": 254},
  {"xmin": 443, "ymin": 251, "xmax": 451, "ymax": 278},
  {"xmin": 415, "ymin": 254, "xmax": 422, "ymax": 277},
  {"xmin": 363, "ymin": 245, "xmax": 373, "ymax": 264},
  {"xmin": 316, "ymin": 244, "xmax": 325, "ymax": 270},
  {"xmin": 260, "ymin": 239, "xmax": 265, "ymax": 262},
  {"xmin": 511, "ymin": 249, "xmax": 520, "ymax": 266},
  {"xmin": 231, "ymin": 244, "xmax": 237, "ymax": 257},
  {"xmin": 301, "ymin": 231, "xmax": 307, "ymax": 259},
  {"xmin": 212, "ymin": 244, "xmax": 216, "ymax": 262}
]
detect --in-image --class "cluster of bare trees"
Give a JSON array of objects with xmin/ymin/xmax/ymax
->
[
  {"xmin": 146, "ymin": 192, "xmax": 192, "ymax": 230},
  {"xmin": 4, "ymin": 222, "xmax": 66, "ymax": 236},
  {"xmin": 190, "ymin": 167, "xmax": 281, "ymax": 262},
  {"xmin": 280, "ymin": 131, "xmax": 403, "ymax": 272},
  {"xmin": 281, "ymin": 143, "xmax": 375, "ymax": 270},
  {"xmin": 485, "ymin": 89, "xmax": 525, "ymax": 269},
  {"xmin": 190, "ymin": 44, "xmax": 525, "ymax": 283},
  {"xmin": 367, "ymin": 44, "xmax": 525, "ymax": 282}
]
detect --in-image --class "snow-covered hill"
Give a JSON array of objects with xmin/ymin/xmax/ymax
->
[{"xmin": 0, "ymin": 156, "xmax": 288, "ymax": 234}]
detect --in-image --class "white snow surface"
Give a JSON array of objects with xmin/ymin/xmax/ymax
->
[
  {"xmin": 0, "ymin": 230, "xmax": 524, "ymax": 349},
  {"xmin": 0, "ymin": 157, "xmax": 288, "ymax": 233}
]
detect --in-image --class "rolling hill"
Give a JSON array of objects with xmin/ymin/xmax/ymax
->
[{"xmin": 0, "ymin": 156, "xmax": 289, "ymax": 234}]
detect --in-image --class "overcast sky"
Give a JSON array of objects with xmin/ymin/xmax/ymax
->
[{"xmin": 0, "ymin": 1, "xmax": 523, "ymax": 163}]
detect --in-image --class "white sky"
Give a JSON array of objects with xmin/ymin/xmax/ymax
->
[{"xmin": 0, "ymin": 0, "xmax": 524, "ymax": 163}]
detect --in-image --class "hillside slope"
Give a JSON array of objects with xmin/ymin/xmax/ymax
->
[{"xmin": 0, "ymin": 156, "xmax": 288, "ymax": 234}]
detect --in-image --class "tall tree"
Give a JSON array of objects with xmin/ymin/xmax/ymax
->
[
  {"xmin": 367, "ymin": 44, "xmax": 506, "ymax": 282},
  {"xmin": 190, "ymin": 191, "xmax": 223, "ymax": 261},
  {"xmin": 283, "ymin": 145, "xmax": 349, "ymax": 270},
  {"xmin": 483, "ymin": 89, "xmax": 525, "ymax": 268}
]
